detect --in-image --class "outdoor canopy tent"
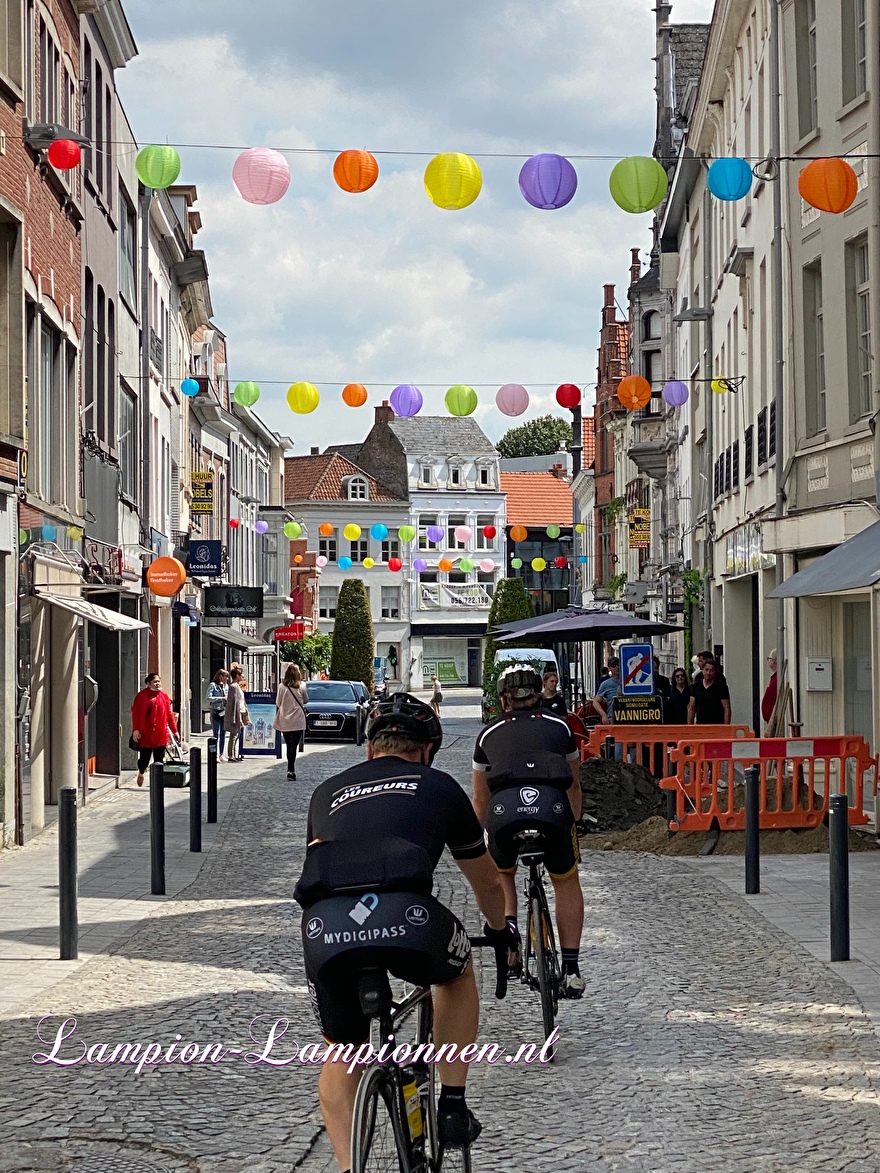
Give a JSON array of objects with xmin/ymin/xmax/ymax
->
[
  {"xmin": 493, "ymin": 609, "xmax": 683, "ymax": 644},
  {"xmin": 766, "ymin": 519, "xmax": 880, "ymax": 598}
]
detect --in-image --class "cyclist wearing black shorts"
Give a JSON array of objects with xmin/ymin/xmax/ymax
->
[
  {"xmin": 472, "ymin": 664, "xmax": 586, "ymax": 998},
  {"xmin": 296, "ymin": 693, "xmax": 513, "ymax": 1173}
]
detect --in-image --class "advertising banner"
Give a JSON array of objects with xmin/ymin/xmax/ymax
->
[
  {"xmin": 628, "ymin": 508, "xmax": 650, "ymax": 549},
  {"xmin": 204, "ymin": 585, "xmax": 264, "ymax": 618},
  {"xmin": 613, "ymin": 695, "xmax": 663, "ymax": 724},
  {"xmin": 191, "ymin": 471, "xmax": 215, "ymax": 515},
  {"xmin": 239, "ymin": 691, "xmax": 282, "ymax": 757}
]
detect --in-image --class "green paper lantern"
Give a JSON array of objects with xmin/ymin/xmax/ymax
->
[
  {"xmin": 609, "ymin": 156, "xmax": 668, "ymax": 214},
  {"xmin": 18, "ymin": 528, "xmax": 27, "ymax": 545},
  {"xmin": 546, "ymin": 524, "xmax": 561, "ymax": 539},
  {"xmin": 445, "ymin": 384, "xmax": 478, "ymax": 417},
  {"xmin": 234, "ymin": 381, "xmax": 260, "ymax": 407},
  {"xmin": 284, "ymin": 521, "xmax": 302, "ymax": 540},
  {"xmin": 532, "ymin": 557, "xmax": 547, "ymax": 572},
  {"xmin": 511, "ymin": 557, "xmax": 523, "ymax": 569},
  {"xmin": 459, "ymin": 558, "xmax": 474, "ymax": 572},
  {"xmin": 399, "ymin": 525, "xmax": 416, "ymax": 543},
  {"xmin": 136, "ymin": 144, "xmax": 182, "ymax": 189}
]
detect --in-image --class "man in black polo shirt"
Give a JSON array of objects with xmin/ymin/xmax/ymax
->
[{"xmin": 688, "ymin": 658, "xmax": 731, "ymax": 724}]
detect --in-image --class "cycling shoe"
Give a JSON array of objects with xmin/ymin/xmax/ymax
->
[
  {"xmin": 438, "ymin": 1108, "xmax": 482, "ymax": 1148},
  {"xmin": 561, "ymin": 972, "xmax": 585, "ymax": 999}
]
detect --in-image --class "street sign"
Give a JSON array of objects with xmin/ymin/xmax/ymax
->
[
  {"xmin": 613, "ymin": 695, "xmax": 663, "ymax": 724},
  {"xmin": 619, "ymin": 642, "xmax": 654, "ymax": 696},
  {"xmin": 274, "ymin": 623, "xmax": 305, "ymax": 641}
]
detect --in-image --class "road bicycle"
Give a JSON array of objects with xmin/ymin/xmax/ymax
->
[
  {"xmin": 514, "ymin": 828, "xmax": 562, "ymax": 1043},
  {"xmin": 350, "ymin": 938, "xmax": 506, "ymax": 1173}
]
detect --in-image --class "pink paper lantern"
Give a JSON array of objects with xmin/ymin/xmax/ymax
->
[
  {"xmin": 454, "ymin": 525, "xmax": 472, "ymax": 543},
  {"xmin": 232, "ymin": 147, "xmax": 291, "ymax": 205},
  {"xmin": 479, "ymin": 559, "xmax": 496, "ymax": 573},
  {"xmin": 496, "ymin": 383, "xmax": 529, "ymax": 416},
  {"xmin": 316, "ymin": 555, "xmax": 328, "ymax": 568}
]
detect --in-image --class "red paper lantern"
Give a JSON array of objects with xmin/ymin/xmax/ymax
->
[
  {"xmin": 482, "ymin": 525, "xmax": 497, "ymax": 540},
  {"xmin": 798, "ymin": 158, "xmax": 859, "ymax": 214},
  {"xmin": 554, "ymin": 556, "xmax": 568, "ymax": 569},
  {"xmin": 47, "ymin": 139, "xmax": 81, "ymax": 170},
  {"xmin": 388, "ymin": 557, "xmax": 403, "ymax": 572},
  {"xmin": 555, "ymin": 383, "xmax": 580, "ymax": 409},
  {"xmin": 229, "ymin": 518, "xmax": 240, "ymax": 529}
]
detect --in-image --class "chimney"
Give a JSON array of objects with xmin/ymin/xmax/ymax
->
[
  {"xmin": 602, "ymin": 283, "xmax": 617, "ymax": 327},
  {"xmin": 375, "ymin": 400, "xmax": 395, "ymax": 425},
  {"xmin": 630, "ymin": 248, "xmax": 642, "ymax": 287},
  {"xmin": 310, "ymin": 446, "xmax": 319, "ymax": 455},
  {"xmin": 550, "ymin": 462, "xmax": 568, "ymax": 480}
]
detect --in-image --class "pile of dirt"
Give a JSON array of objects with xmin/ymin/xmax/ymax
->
[
  {"xmin": 583, "ymin": 815, "xmax": 880, "ymax": 856},
  {"xmin": 579, "ymin": 757, "xmax": 666, "ymax": 832}
]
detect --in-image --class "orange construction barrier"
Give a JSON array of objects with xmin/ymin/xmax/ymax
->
[
  {"xmin": 660, "ymin": 735, "xmax": 876, "ymax": 832},
  {"xmin": 582, "ymin": 724, "xmax": 755, "ymax": 771}
]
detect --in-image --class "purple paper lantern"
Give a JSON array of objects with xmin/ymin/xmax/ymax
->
[
  {"xmin": 496, "ymin": 383, "xmax": 529, "ymax": 416},
  {"xmin": 518, "ymin": 153, "xmax": 578, "ymax": 210},
  {"xmin": 255, "ymin": 519, "xmax": 269, "ymax": 534},
  {"xmin": 390, "ymin": 383, "xmax": 423, "ymax": 418},
  {"xmin": 426, "ymin": 525, "xmax": 445, "ymax": 544},
  {"xmin": 662, "ymin": 380, "xmax": 690, "ymax": 407},
  {"xmin": 413, "ymin": 557, "xmax": 428, "ymax": 573}
]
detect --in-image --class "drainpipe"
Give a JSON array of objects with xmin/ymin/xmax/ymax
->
[
  {"xmin": 770, "ymin": 0, "xmax": 787, "ymax": 699},
  {"xmin": 868, "ymin": 0, "xmax": 880, "ymax": 753},
  {"xmin": 702, "ymin": 184, "xmax": 714, "ymax": 647},
  {"xmin": 139, "ymin": 184, "xmax": 152, "ymax": 547},
  {"xmin": 570, "ymin": 403, "xmax": 582, "ymax": 605}
]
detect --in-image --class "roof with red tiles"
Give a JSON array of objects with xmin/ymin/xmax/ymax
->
[
  {"xmin": 500, "ymin": 471, "xmax": 573, "ymax": 528},
  {"xmin": 284, "ymin": 453, "xmax": 404, "ymax": 503},
  {"xmin": 582, "ymin": 416, "xmax": 596, "ymax": 469}
]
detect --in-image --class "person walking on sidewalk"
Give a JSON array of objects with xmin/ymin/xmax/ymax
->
[
  {"xmin": 761, "ymin": 649, "xmax": 778, "ymax": 734},
  {"xmin": 430, "ymin": 673, "xmax": 443, "ymax": 717},
  {"xmin": 131, "ymin": 673, "xmax": 178, "ymax": 787},
  {"xmin": 208, "ymin": 669, "xmax": 229, "ymax": 760},
  {"xmin": 274, "ymin": 663, "xmax": 308, "ymax": 780},
  {"xmin": 224, "ymin": 668, "xmax": 247, "ymax": 762}
]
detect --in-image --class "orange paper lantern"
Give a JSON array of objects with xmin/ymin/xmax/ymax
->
[
  {"xmin": 342, "ymin": 383, "xmax": 368, "ymax": 407},
  {"xmin": 333, "ymin": 149, "xmax": 379, "ymax": 193},
  {"xmin": 319, "ymin": 522, "xmax": 334, "ymax": 536},
  {"xmin": 617, "ymin": 375, "xmax": 652, "ymax": 411},
  {"xmin": 438, "ymin": 558, "xmax": 454, "ymax": 573},
  {"xmin": 797, "ymin": 158, "xmax": 859, "ymax": 214},
  {"xmin": 510, "ymin": 525, "xmax": 528, "ymax": 543},
  {"xmin": 294, "ymin": 554, "xmax": 303, "ymax": 563}
]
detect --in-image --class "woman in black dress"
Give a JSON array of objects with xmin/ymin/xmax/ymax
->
[{"xmin": 665, "ymin": 667, "xmax": 691, "ymax": 725}]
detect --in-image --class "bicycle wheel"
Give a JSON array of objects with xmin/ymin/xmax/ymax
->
[
  {"xmin": 351, "ymin": 1063, "xmax": 412, "ymax": 1173},
  {"xmin": 415, "ymin": 999, "xmax": 438, "ymax": 1170},
  {"xmin": 531, "ymin": 892, "xmax": 557, "ymax": 1042}
]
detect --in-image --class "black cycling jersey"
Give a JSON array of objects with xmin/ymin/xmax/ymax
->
[
  {"xmin": 306, "ymin": 756, "xmax": 487, "ymax": 865},
  {"xmin": 473, "ymin": 707, "xmax": 579, "ymax": 792}
]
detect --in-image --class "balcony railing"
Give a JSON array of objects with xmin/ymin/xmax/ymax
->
[{"xmin": 418, "ymin": 583, "xmax": 492, "ymax": 611}]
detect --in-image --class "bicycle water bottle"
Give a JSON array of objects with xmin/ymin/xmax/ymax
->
[{"xmin": 401, "ymin": 1069, "xmax": 423, "ymax": 1141}]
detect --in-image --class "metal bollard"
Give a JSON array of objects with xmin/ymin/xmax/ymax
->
[
  {"xmin": 829, "ymin": 792, "xmax": 850, "ymax": 962},
  {"xmin": 744, "ymin": 765, "xmax": 760, "ymax": 895},
  {"xmin": 604, "ymin": 735, "xmax": 615, "ymax": 760},
  {"xmin": 58, "ymin": 786, "xmax": 78, "ymax": 960},
  {"xmin": 189, "ymin": 746, "xmax": 202, "ymax": 853},
  {"xmin": 207, "ymin": 737, "xmax": 218, "ymax": 824},
  {"xmin": 150, "ymin": 761, "xmax": 166, "ymax": 896}
]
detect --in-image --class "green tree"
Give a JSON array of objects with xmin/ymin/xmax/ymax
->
[
  {"xmin": 482, "ymin": 578, "xmax": 534, "ymax": 719},
  {"xmin": 496, "ymin": 414, "xmax": 573, "ymax": 459},
  {"xmin": 279, "ymin": 632, "xmax": 333, "ymax": 678},
  {"xmin": 329, "ymin": 579, "xmax": 375, "ymax": 689}
]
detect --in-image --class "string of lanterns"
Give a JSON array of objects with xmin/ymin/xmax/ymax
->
[{"xmin": 42, "ymin": 140, "xmax": 863, "ymax": 220}]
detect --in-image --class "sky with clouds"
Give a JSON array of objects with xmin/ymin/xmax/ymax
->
[{"xmin": 117, "ymin": 0, "xmax": 714, "ymax": 450}]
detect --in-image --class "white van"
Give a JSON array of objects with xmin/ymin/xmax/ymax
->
[{"xmin": 493, "ymin": 647, "xmax": 559, "ymax": 678}]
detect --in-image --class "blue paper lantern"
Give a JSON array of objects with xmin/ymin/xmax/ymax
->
[
  {"xmin": 579, "ymin": 555, "xmax": 588, "ymax": 564},
  {"xmin": 518, "ymin": 153, "xmax": 578, "ymax": 210},
  {"xmin": 181, "ymin": 378, "xmax": 200, "ymax": 398},
  {"xmin": 42, "ymin": 524, "xmax": 57, "ymax": 541},
  {"xmin": 338, "ymin": 556, "xmax": 353, "ymax": 570},
  {"xmin": 662, "ymin": 380, "xmax": 690, "ymax": 407},
  {"xmin": 707, "ymin": 158, "xmax": 753, "ymax": 201},
  {"xmin": 370, "ymin": 523, "xmax": 389, "ymax": 541}
]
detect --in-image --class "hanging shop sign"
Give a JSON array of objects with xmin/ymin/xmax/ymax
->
[
  {"xmin": 191, "ymin": 471, "xmax": 215, "ymax": 515},
  {"xmin": 187, "ymin": 540, "xmax": 223, "ymax": 577},
  {"xmin": 628, "ymin": 509, "xmax": 651, "ymax": 549},
  {"xmin": 145, "ymin": 556, "xmax": 187, "ymax": 598},
  {"xmin": 274, "ymin": 622, "xmax": 305, "ymax": 641},
  {"xmin": 204, "ymin": 585, "xmax": 264, "ymax": 618}
]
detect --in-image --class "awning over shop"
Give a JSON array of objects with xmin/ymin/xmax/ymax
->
[
  {"xmin": 34, "ymin": 590, "xmax": 149, "ymax": 632},
  {"xmin": 767, "ymin": 520, "xmax": 880, "ymax": 599},
  {"xmin": 203, "ymin": 625, "xmax": 276, "ymax": 654}
]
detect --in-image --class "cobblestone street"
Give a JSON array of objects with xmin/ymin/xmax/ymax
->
[{"xmin": 3, "ymin": 704, "xmax": 880, "ymax": 1172}]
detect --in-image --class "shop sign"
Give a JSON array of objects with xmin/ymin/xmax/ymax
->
[
  {"xmin": 146, "ymin": 556, "xmax": 187, "ymax": 598},
  {"xmin": 628, "ymin": 508, "xmax": 650, "ymax": 549},
  {"xmin": 724, "ymin": 522, "xmax": 775, "ymax": 577},
  {"xmin": 191, "ymin": 471, "xmax": 215, "ymax": 515},
  {"xmin": 274, "ymin": 622, "xmax": 305, "ymax": 641},
  {"xmin": 204, "ymin": 585, "xmax": 264, "ymax": 618},
  {"xmin": 187, "ymin": 539, "xmax": 223, "ymax": 577},
  {"xmin": 239, "ymin": 691, "xmax": 281, "ymax": 758},
  {"xmin": 613, "ymin": 695, "xmax": 663, "ymax": 724}
]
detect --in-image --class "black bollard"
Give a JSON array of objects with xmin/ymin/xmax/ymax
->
[
  {"xmin": 207, "ymin": 737, "xmax": 218, "ymax": 824},
  {"xmin": 744, "ymin": 765, "xmax": 760, "ymax": 895},
  {"xmin": 604, "ymin": 735, "xmax": 615, "ymax": 760},
  {"xmin": 58, "ymin": 786, "xmax": 78, "ymax": 960},
  {"xmin": 189, "ymin": 746, "xmax": 202, "ymax": 853},
  {"xmin": 150, "ymin": 761, "xmax": 166, "ymax": 896},
  {"xmin": 829, "ymin": 792, "xmax": 850, "ymax": 962}
]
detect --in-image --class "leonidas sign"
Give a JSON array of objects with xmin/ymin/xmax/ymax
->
[
  {"xmin": 204, "ymin": 585, "xmax": 264, "ymax": 618},
  {"xmin": 145, "ymin": 556, "xmax": 187, "ymax": 598}
]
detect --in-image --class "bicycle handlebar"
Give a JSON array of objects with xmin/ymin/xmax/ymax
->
[{"xmin": 469, "ymin": 935, "xmax": 508, "ymax": 1000}]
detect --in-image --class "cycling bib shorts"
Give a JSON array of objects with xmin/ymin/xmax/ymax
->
[{"xmin": 486, "ymin": 784, "xmax": 580, "ymax": 880}]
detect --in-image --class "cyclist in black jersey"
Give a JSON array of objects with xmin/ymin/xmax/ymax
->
[
  {"xmin": 472, "ymin": 664, "xmax": 586, "ymax": 998},
  {"xmin": 296, "ymin": 692, "xmax": 513, "ymax": 1173}
]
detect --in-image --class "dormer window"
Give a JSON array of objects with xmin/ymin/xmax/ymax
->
[
  {"xmin": 420, "ymin": 465, "xmax": 433, "ymax": 485},
  {"xmin": 344, "ymin": 476, "xmax": 369, "ymax": 501},
  {"xmin": 479, "ymin": 467, "xmax": 491, "ymax": 487},
  {"xmin": 450, "ymin": 466, "xmax": 461, "ymax": 486}
]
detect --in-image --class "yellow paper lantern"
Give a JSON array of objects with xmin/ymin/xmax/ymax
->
[
  {"xmin": 363, "ymin": 557, "xmax": 375, "ymax": 569},
  {"xmin": 287, "ymin": 381, "xmax": 320, "ymax": 414},
  {"xmin": 575, "ymin": 523, "xmax": 586, "ymax": 534},
  {"xmin": 343, "ymin": 523, "xmax": 362, "ymax": 541},
  {"xmin": 424, "ymin": 153, "xmax": 482, "ymax": 210},
  {"xmin": 532, "ymin": 557, "xmax": 547, "ymax": 572},
  {"xmin": 711, "ymin": 378, "xmax": 729, "ymax": 395}
]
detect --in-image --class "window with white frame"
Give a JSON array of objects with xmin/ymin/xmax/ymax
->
[
  {"xmin": 795, "ymin": 0, "xmax": 818, "ymax": 138},
  {"xmin": 319, "ymin": 530, "xmax": 337, "ymax": 562},
  {"xmin": 418, "ymin": 514, "xmax": 437, "ymax": 549},
  {"xmin": 319, "ymin": 586, "xmax": 339, "ymax": 619},
  {"xmin": 476, "ymin": 514, "xmax": 496, "ymax": 548},
  {"xmin": 119, "ymin": 384, "xmax": 137, "ymax": 500},
  {"xmin": 803, "ymin": 262, "xmax": 826, "ymax": 435},
  {"xmin": 381, "ymin": 534, "xmax": 400, "ymax": 561},
  {"xmin": 350, "ymin": 539, "xmax": 369, "ymax": 563},
  {"xmin": 478, "ymin": 465, "xmax": 492, "ymax": 487},
  {"xmin": 29, "ymin": 311, "xmax": 73, "ymax": 508},
  {"xmin": 0, "ymin": 0, "xmax": 22, "ymax": 91},
  {"xmin": 39, "ymin": 16, "xmax": 60, "ymax": 123},
  {"xmin": 381, "ymin": 586, "xmax": 400, "ymax": 619},
  {"xmin": 419, "ymin": 464, "xmax": 433, "ymax": 485},
  {"xmin": 345, "ymin": 476, "xmax": 368, "ymax": 501},
  {"xmin": 447, "ymin": 514, "xmax": 467, "ymax": 548},
  {"xmin": 119, "ymin": 192, "xmax": 137, "ymax": 309},
  {"xmin": 847, "ymin": 237, "xmax": 873, "ymax": 420},
  {"xmin": 843, "ymin": 0, "xmax": 867, "ymax": 104},
  {"xmin": 449, "ymin": 464, "xmax": 462, "ymax": 486},
  {"xmin": 477, "ymin": 571, "xmax": 496, "ymax": 596}
]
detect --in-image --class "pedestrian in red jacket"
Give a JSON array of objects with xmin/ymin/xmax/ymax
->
[
  {"xmin": 131, "ymin": 673, "xmax": 178, "ymax": 787},
  {"xmin": 761, "ymin": 649, "xmax": 778, "ymax": 732}
]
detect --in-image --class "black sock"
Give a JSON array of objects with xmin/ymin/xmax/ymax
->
[
  {"xmin": 561, "ymin": 949, "xmax": 580, "ymax": 977},
  {"xmin": 438, "ymin": 1085, "xmax": 467, "ymax": 1115}
]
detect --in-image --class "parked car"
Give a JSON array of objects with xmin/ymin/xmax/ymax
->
[{"xmin": 304, "ymin": 680, "xmax": 368, "ymax": 744}]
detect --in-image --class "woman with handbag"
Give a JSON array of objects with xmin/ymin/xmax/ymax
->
[
  {"xmin": 273, "ymin": 664, "xmax": 308, "ymax": 780},
  {"xmin": 208, "ymin": 669, "xmax": 229, "ymax": 759},
  {"xmin": 224, "ymin": 668, "xmax": 247, "ymax": 762},
  {"xmin": 131, "ymin": 673, "xmax": 179, "ymax": 787}
]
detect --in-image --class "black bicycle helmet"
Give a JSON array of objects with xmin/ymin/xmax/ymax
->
[
  {"xmin": 497, "ymin": 663, "xmax": 542, "ymax": 699},
  {"xmin": 365, "ymin": 691, "xmax": 443, "ymax": 763}
]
